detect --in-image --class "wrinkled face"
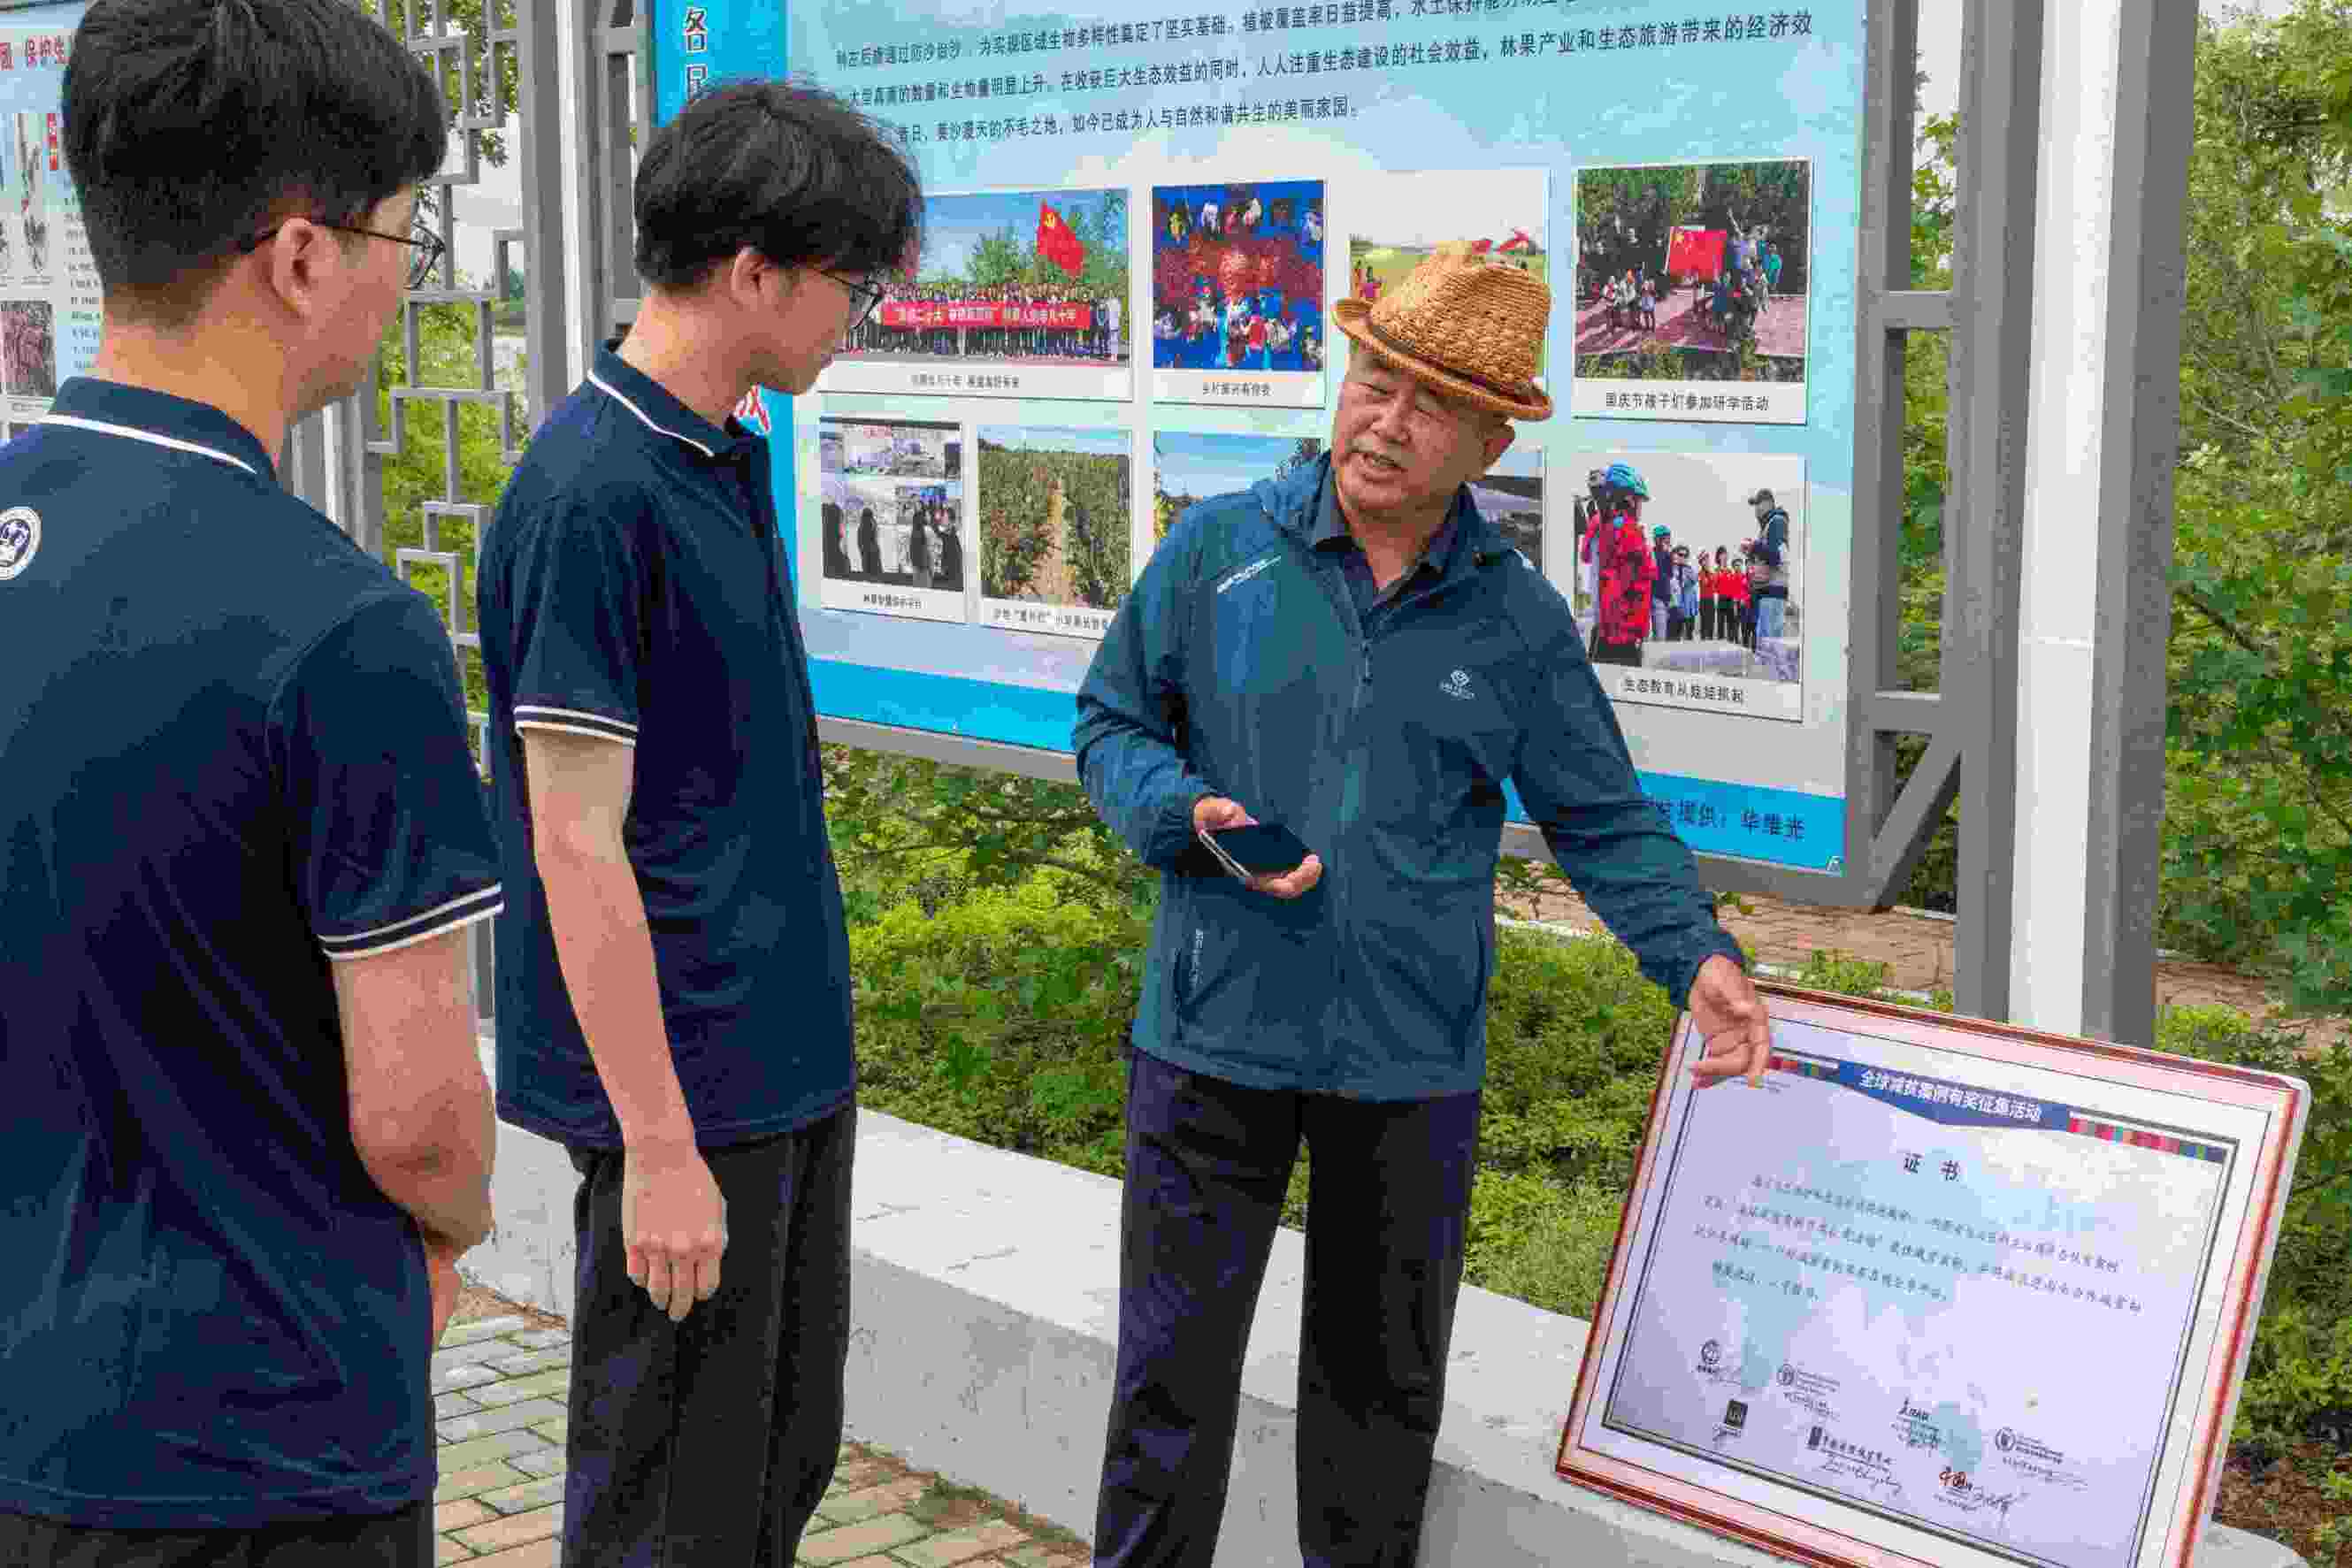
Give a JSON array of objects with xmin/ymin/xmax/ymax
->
[{"xmin": 1331, "ymin": 353, "xmax": 1507, "ymax": 522}]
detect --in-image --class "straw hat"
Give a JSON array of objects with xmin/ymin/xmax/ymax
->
[{"xmin": 1332, "ymin": 241, "xmax": 1551, "ymax": 420}]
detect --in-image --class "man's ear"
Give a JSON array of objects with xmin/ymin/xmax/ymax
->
[
  {"xmin": 1482, "ymin": 419, "xmax": 1515, "ymax": 470},
  {"xmin": 724, "ymin": 247, "xmax": 782, "ymax": 308},
  {"xmin": 262, "ymin": 218, "xmax": 338, "ymax": 322}
]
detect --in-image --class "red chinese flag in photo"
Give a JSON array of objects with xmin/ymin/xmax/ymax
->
[
  {"xmin": 1666, "ymin": 226, "xmax": 1726, "ymax": 279},
  {"xmin": 1037, "ymin": 201, "xmax": 1085, "ymax": 277}
]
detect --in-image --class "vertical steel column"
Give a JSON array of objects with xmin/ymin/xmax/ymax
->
[
  {"xmin": 1844, "ymin": 0, "xmax": 1921, "ymax": 899},
  {"xmin": 1945, "ymin": 0, "xmax": 2043, "ymax": 1021},
  {"xmin": 2079, "ymin": 0, "xmax": 2196, "ymax": 1044}
]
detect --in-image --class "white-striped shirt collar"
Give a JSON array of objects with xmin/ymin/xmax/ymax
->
[
  {"xmin": 585, "ymin": 368, "xmax": 722, "ymax": 460},
  {"xmin": 37, "ymin": 412, "xmax": 261, "ymax": 476}
]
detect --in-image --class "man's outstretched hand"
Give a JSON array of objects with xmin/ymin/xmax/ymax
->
[{"xmin": 1688, "ymin": 952, "xmax": 1772, "ymax": 1090}]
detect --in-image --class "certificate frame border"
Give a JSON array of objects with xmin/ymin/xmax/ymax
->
[{"xmin": 1553, "ymin": 983, "xmax": 2309, "ymax": 1568}]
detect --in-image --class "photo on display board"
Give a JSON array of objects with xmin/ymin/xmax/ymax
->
[
  {"xmin": 1150, "ymin": 430, "xmax": 1324, "ymax": 546},
  {"xmin": 8, "ymin": 111, "xmax": 49, "ymax": 279},
  {"xmin": 1149, "ymin": 179, "xmax": 1327, "ymax": 409},
  {"xmin": 1, "ymin": 298, "xmax": 55, "ymax": 400},
  {"xmin": 975, "ymin": 425, "xmax": 1131, "ymax": 640},
  {"xmin": 819, "ymin": 187, "xmax": 1131, "ymax": 402},
  {"xmin": 1569, "ymin": 158, "xmax": 1810, "ymax": 424},
  {"xmin": 816, "ymin": 417, "xmax": 969, "ymax": 624},
  {"xmin": 1561, "ymin": 450, "xmax": 1805, "ymax": 723},
  {"xmin": 1470, "ymin": 446, "xmax": 1544, "ymax": 577},
  {"xmin": 1336, "ymin": 167, "xmax": 1549, "ymax": 379}
]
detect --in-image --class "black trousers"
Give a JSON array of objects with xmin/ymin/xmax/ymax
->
[
  {"xmin": 1094, "ymin": 1050, "xmax": 1481, "ymax": 1568},
  {"xmin": 560, "ymin": 1105, "xmax": 856, "ymax": 1568},
  {"xmin": 0, "ymin": 1503, "xmax": 429, "ymax": 1567},
  {"xmin": 1589, "ymin": 639, "xmax": 1643, "ymax": 667}
]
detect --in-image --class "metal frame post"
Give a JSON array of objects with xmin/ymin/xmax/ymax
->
[
  {"xmin": 1943, "ymin": 0, "xmax": 2043, "ymax": 1021},
  {"xmin": 2080, "ymin": 0, "xmax": 2195, "ymax": 1044}
]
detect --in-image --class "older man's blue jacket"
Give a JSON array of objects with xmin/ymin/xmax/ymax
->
[{"xmin": 1074, "ymin": 455, "xmax": 1743, "ymax": 1101}]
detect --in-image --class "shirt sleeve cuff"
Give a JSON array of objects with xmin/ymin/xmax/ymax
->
[
  {"xmin": 514, "ymin": 704, "xmax": 639, "ymax": 746},
  {"xmin": 318, "ymin": 884, "xmax": 505, "ymax": 962}
]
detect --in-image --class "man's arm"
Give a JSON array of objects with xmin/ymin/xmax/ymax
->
[
  {"xmin": 1072, "ymin": 522, "xmax": 1213, "ymax": 869},
  {"xmin": 336, "ymin": 927, "xmax": 495, "ymax": 1252},
  {"xmin": 1509, "ymin": 591, "xmax": 1767, "ymax": 1082},
  {"xmin": 520, "ymin": 727, "xmax": 723, "ymax": 1321}
]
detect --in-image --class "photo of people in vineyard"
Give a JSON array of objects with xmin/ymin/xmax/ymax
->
[
  {"xmin": 976, "ymin": 426, "xmax": 1132, "ymax": 638},
  {"xmin": 1150, "ymin": 180, "xmax": 1326, "ymax": 378},
  {"xmin": 1572, "ymin": 159, "xmax": 1810, "ymax": 385},
  {"xmin": 1, "ymin": 298, "xmax": 55, "ymax": 400},
  {"xmin": 837, "ymin": 187, "xmax": 1130, "ymax": 371},
  {"xmin": 1151, "ymin": 431, "xmax": 1324, "ymax": 544},
  {"xmin": 816, "ymin": 417, "xmax": 968, "ymax": 624}
]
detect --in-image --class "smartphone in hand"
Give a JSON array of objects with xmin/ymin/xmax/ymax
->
[{"xmin": 1197, "ymin": 822, "xmax": 1314, "ymax": 883}]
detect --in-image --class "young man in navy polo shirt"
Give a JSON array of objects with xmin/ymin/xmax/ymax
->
[
  {"xmin": 475, "ymin": 81, "xmax": 919, "ymax": 1566},
  {"xmin": 0, "ymin": 3, "xmax": 499, "ymax": 1564}
]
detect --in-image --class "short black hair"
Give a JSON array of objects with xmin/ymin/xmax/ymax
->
[
  {"xmin": 634, "ymin": 80, "xmax": 921, "ymax": 293},
  {"xmin": 64, "ymin": 0, "xmax": 444, "ymax": 324}
]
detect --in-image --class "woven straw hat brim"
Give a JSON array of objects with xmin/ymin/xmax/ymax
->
[{"xmin": 1331, "ymin": 295, "xmax": 1553, "ymax": 422}]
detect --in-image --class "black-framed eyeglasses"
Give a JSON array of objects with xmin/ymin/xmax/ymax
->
[
  {"xmin": 236, "ymin": 215, "xmax": 447, "ymax": 289},
  {"xmin": 818, "ymin": 268, "xmax": 884, "ymax": 330}
]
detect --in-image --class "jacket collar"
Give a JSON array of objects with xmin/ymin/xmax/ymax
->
[{"xmin": 1261, "ymin": 453, "xmax": 1498, "ymax": 580}]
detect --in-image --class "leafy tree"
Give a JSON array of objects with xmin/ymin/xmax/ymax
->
[{"xmin": 2154, "ymin": 0, "xmax": 2352, "ymax": 1016}]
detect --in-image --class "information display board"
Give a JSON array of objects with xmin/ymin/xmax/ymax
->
[
  {"xmin": 0, "ymin": 2, "xmax": 94, "ymax": 439},
  {"xmin": 655, "ymin": 3, "xmax": 1863, "ymax": 872},
  {"xmin": 1559, "ymin": 986, "xmax": 2308, "ymax": 1568}
]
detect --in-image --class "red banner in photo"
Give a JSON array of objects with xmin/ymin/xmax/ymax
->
[{"xmin": 879, "ymin": 300, "xmax": 1095, "ymax": 330}]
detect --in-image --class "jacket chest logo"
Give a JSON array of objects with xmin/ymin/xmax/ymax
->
[
  {"xmin": 1439, "ymin": 668, "xmax": 1475, "ymax": 700},
  {"xmin": 1216, "ymin": 552, "xmax": 1281, "ymax": 593}
]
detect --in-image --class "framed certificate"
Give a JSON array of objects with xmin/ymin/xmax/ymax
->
[{"xmin": 1557, "ymin": 983, "xmax": 2309, "ymax": 1568}]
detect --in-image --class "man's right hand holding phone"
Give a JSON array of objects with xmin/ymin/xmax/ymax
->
[{"xmin": 1193, "ymin": 796, "xmax": 1322, "ymax": 899}]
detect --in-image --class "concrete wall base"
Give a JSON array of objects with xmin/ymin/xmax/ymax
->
[{"xmin": 464, "ymin": 1037, "xmax": 2306, "ymax": 1568}]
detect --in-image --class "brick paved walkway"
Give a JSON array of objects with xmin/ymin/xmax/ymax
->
[{"xmin": 431, "ymin": 1312, "xmax": 1091, "ymax": 1567}]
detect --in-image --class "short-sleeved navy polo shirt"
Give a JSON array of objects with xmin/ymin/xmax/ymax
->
[
  {"xmin": 0, "ymin": 379, "xmax": 504, "ymax": 1527},
  {"xmin": 477, "ymin": 344, "xmax": 854, "ymax": 1151}
]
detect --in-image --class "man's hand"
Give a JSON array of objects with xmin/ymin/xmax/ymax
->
[
  {"xmin": 425, "ymin": 1234, "xmax": 464, "ymax": 1347},
  {"xmin": 1687, "ymin": 953, "xmax": 1772, "ymax": 1090},
  {"xmin": 622, "ymin": 1143, "xmax": 727, "ymax": 1323},
  {"xmin": 1193, "ymin": 795, "xmax": 1323, "ymax": 899}
]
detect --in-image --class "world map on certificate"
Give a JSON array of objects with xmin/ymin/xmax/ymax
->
[{"xmin": 1602, "ymin": 1017, "xmax": 2233, "ymax": 1568}]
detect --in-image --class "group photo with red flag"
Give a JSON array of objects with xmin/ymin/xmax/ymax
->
[
  {"xmin": 1569, "ymin": 157, "xmax": 1812, "ymax": 384},
  {"xmin": 836, "ymin": 186, "xmax": 1132, "ymax": 371}
]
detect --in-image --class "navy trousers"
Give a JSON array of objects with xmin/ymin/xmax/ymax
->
[
  {"xmin": 1094, "ymin": 1050, "xmax": 1482, "ymax": 1568},
  {"xmin": 558, "ymin": 1105, "xmax": 855, "ymax": 1568}
]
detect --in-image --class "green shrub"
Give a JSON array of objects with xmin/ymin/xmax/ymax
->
[
  {"xmin": 2156, "ymin": 1006, "xmax": 2352, "ymax": 1451},
  {"xmin": 851, "ymin": 878, "xmax": 1144, "ymax": 1178}
]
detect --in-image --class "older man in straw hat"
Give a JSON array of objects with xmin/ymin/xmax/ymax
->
[{"xmin": 1073, "ymin": 244, "xmax": 1772, "ymax": 1567}]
